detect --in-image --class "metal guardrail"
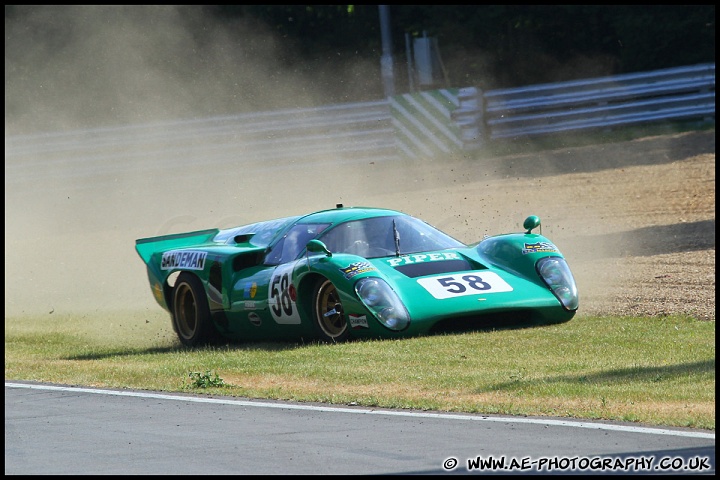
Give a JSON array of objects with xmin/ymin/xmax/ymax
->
[
  {"xmin": 5, "ymin": 64, "xmax": 715, "ymax": 178},
  {"xmin": 6, "ymin": 100, "xmax": 400, "ymax": 161},
  {"xmin": 453, "ymin": 63, "xmax": 715, "ymax": 148},
  {"xmin": 4, "ymin": 101, "xmax": 404, "ymax": 187}
]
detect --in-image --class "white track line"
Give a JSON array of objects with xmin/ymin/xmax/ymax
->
[{"xmin": 6, "ymin": 382, "xmax": 714, "ymax": 440}]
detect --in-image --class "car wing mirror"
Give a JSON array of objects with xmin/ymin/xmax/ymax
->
[
  {"xmin": 306, "ymin": 239, "xmax": 332, "ymax": 257},
  {"xmin": 523, "ymin": 215, "xmax": 541, "ymax": 234}
]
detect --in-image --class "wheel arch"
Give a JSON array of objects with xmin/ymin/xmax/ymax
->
[
  {"xmin": 169, "ymin": 270, "xmax": 223, "ymax": 346},
  {"xmin": 295, "ymin": 272, "xmax": 325, "ymax": 323},
  {"xmin": 163, "ymin": 270, "xmax": 184, "ymax": 313}
]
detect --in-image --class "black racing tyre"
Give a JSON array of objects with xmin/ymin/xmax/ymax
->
[
  {"xmin": 311, "ymin": 277, "xmax": 350, "ymax": 343},
  {"xmin": 172, "ymin": 272, "xmax": 219, "ymax": 347}
]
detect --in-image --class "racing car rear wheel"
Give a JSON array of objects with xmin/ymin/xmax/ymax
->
[
  {"xmin": 172, "ymin": 272, "xmax": 220, "ymax": 347},
  {"xmin": 312, "ymin": 278, "xmax": 350, "ymax": 343}
]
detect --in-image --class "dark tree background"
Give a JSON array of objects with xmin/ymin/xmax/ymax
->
[
  {"xmin": 4, "ymin": 5, "xmax": 715, "ymax": 133},
  {"xmin": 208, "ymin": 5, "xmax": 715, "ymax": 89}
]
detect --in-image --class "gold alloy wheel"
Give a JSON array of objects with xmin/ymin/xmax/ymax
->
[
  {"xmin": 314, "ymin": 279, "xmax": 348, "ymax": 340},
  {"xmin": 174, "ymin": 280, "xmax": 199, "ymax": 341}
]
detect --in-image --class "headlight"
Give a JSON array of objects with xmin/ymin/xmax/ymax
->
[
  {"xmin": 356, "ymin": 277, "xmax": 384, "ymax": 306},
  {"xmin": 536, "ymin": 257, "xmax": 579, "ymax": 311},
  {"xmin": 355, "ymin": 277, "xmax": 410, "ymax": 331}
]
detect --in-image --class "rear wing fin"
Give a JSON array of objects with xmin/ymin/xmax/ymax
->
[{"xmin": 135, "ymin": 228, "xmax": 219, "ymax": 264}]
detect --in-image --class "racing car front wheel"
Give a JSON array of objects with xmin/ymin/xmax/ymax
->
[
  {"xmin": 172, "ymin": 272, "xmax": 220, "ymax": 347},
  {"xmin": 312, "ymin": 278, "xmax": 350, "ymax": 343}
]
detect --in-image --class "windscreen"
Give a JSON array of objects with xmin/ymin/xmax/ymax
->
[{"xmin": 318, "ymin": 215, "xmax": 464, "ymax": 258}]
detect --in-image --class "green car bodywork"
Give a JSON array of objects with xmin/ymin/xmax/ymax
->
[{"xmin": 136, "ymin": 206, "xmax": 578, "ymax": 346}]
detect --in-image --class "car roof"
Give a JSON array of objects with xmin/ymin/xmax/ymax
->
[
  {"xmin": 213, "ymin": 207, "xmax": 407, "ymax": 247},
  {"xmin": 297, "ymin": 206, "xmax": 406, "ymax": 225}
]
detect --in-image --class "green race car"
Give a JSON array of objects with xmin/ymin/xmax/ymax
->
[{"xmin": 136, "ymin": 205, "xmax": 578, "ymax": 346}]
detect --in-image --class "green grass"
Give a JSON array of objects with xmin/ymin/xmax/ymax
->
[{"xmin": 4, "ymin": 310, "xmax": 714, "ymax": 430}]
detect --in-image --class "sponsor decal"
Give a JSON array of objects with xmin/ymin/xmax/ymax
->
[
  {"xmin": 340, "ymin": 261, "xmax": 376, "ymax": 279},
  {"xmin": 248, "ymin": 312, "xmax": 262, "ymax": 327},
  {"xmin": 385, "ymin": 251, "xmax": 461, "ymax": 267},
  {"xmin": 349, "ymin": 314, "xmax": 369, "ymax": 329},
  {"xmin": 243, "ymin": 282, "xmax": 258, "ymax": 299},
  {"xmin": 161, "ymin": 250, "xmax": 207, "ymax": 271},
  {"xmin": 244, "ymin": 301, "xmax": 256, "ymax": 310},
  {"xmin": 522, "ymin": 242, "xmax": 558, "ymax": 255}
]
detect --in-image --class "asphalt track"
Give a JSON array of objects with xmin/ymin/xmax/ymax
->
[{"xmin": 5, "ymin": 381, "xmax": 715, "ymax": 475}]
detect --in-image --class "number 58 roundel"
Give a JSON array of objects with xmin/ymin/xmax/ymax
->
[
  {"xmin": 417, "ymin": 272, "xmax": 513, "ymax": 300},
  {"xmin": 269, "ymin": 263, "xmax": 301, "ymax": 324}
]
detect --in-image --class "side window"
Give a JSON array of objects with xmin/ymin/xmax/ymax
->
[
  {"xmin": 264, "ymin": 223, "xmax": 330, "ymax": 266},
  {"xmin": 279, "ymin": 229, "xmax": 305, "ymax": 264},
  {"xmin": 263, "ymin": 236, "xmax": 287, "ymax": 266}
]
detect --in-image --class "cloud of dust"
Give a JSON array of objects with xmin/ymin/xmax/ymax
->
[
  {"xmin": 5, "ymin": 6, "xmax": 385, "ymax": 134},
  {"xmin": 5, "ymin": 6, "xmax": 666, "ymax": 320},
  {"xmin": 4, "ymin": 6, "xmax": 387, "ymax": 317}
]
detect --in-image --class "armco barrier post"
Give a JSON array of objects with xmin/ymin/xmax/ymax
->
[{"xmin": 453, "ymin": 87, "xmax": 485, "ymax": 150}]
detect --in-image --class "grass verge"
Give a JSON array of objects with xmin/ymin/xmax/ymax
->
[{"xmin": 4, "ymin": 310, "xmax": 714, "ymax": 430}]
